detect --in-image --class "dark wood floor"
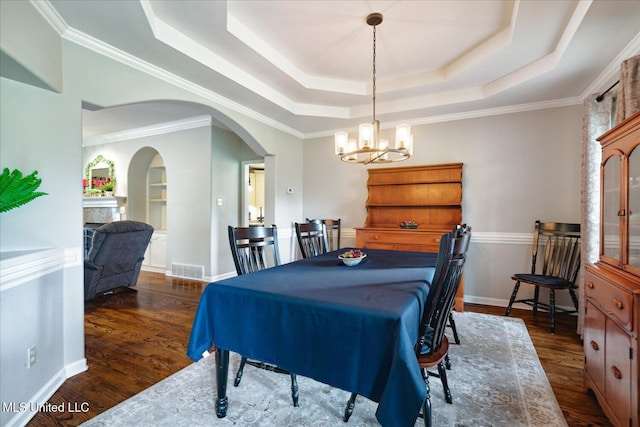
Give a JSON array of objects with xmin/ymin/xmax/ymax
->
[{"xmin": 28, "ymin": 272, "xmax": 611, "ymax": 426}]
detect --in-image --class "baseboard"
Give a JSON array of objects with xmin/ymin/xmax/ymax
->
[
  {"xmin": 463, "ymin": 295, "xmax": 578, "ymax": 313},
  {"xmin": 204, "ymin": 271, "xmax": 236, "ymax": 283},
  {"xmin": 4, "ymin": 358, "xmax": 88, "ymax": 427},
  {"xmin": 4, "ymin": 368, "xmax": 66, "ymax": 427},
  {"xmin": 140, "ymin": 265, "xmax": 167, "ymax": 274},
  {"xmin": 65, "ymin": 358, "xmax": 88, "ymax": 378}
]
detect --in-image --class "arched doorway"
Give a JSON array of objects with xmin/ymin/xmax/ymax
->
[{"xmin": 129, "ymin": 147, "xmax": 167, "ymax": 272}]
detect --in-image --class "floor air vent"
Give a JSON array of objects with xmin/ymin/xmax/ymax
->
[{"xmin": 171, "ymin": 263, "xmax": 205, "ymax": 280}]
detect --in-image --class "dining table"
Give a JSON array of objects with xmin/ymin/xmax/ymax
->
[{"xmin": 187, "ymin": 248, "xmax": 439, "ymax": 427}]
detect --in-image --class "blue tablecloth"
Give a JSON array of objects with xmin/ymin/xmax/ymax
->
[{"xmin": 187, "ymin": 248, "xmax": 437, "ymax": 427}]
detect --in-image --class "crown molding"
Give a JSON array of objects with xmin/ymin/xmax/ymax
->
[
  {"xmin": 82, "ymin": 115, "xmax": 212, "ymax": 146},
  {"xmin": 32, "ymin": 0, "xmax": 304, "ymax": 139},
  {"xmin": 581, "ymin": 32, "xmax": 640, "ymax": 100},
  {"xmin": 31, "ymin": 0, "xmax": 637, "ymax": 143},
  {"xmin": 30, "ymin": 0, "xmax": 68, "ymax": 34},
  {"xmin": 303, "ymin": 96, "xmax": 582, "ymax": 139}
]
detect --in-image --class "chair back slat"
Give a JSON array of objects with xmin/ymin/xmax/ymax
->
[
  {"xmin": 295, "ymin": 222, "xmax": 330, "ymax": 258},
  {"xmin": 416, "ymin": 225, "xmax": 471, "ymax": 357},
  {"xmin": 307, "ymin": 218, "xmax": 341, "ymax": 251},
  {"xmin": 228, "ymin": 225, "xmax": 280, "ymax": 275},
  {"xmin": 536, "ymin": 221, "xmax": 581, "ymax": 282}
]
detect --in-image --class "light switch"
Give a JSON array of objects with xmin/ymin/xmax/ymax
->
[{"xmin": 217, "ymin": 198, "xmax": 223, "ymax": 206}]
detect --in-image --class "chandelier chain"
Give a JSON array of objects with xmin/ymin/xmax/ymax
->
[{"xmin": 372, "ymin": 25, "xmax": 376, "ymax": 121}]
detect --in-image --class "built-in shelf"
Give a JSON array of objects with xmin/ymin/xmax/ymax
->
[{"xmin": 147, "ymin": 154, "xmax": 167, "ymax": 231}]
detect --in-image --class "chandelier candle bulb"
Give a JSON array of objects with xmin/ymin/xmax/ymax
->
[
  {"xmin": 396, "ymin": 124, "xmax": 411, "ymax": 149},
  {"xmin": 335, "ymin": 131, "xmax": 348, "ymax": 155},
  {"xmin": 359, "ymin": 123, "xmax": 373, "ymax": 148}
]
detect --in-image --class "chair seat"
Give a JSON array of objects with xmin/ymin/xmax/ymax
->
[
  {"xmin": 511, "ymin": 273, "xmax": 577, "ymax": 289},
  {"xmin": 418, "ymin": 335, "xmax": 449, "ymax": 369}
]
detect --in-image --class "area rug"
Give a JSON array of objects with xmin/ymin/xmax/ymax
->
[{"xmin": 80, "ymin": 312, "xmax": 567, "ymax": 426}]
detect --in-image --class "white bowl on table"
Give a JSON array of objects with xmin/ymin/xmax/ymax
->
[{"xmin": 338, "ymin": 250, "xmax": 367, "ymax": 266}]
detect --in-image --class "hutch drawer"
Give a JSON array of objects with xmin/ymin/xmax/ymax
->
[{"xmin": 585, "ymin": 269, "xmax": 634, "ymax": 332}]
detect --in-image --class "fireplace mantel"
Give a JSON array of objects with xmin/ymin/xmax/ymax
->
[{"xmin": 82, "ymin": 197, "xmax": 118, "ymax": 208}]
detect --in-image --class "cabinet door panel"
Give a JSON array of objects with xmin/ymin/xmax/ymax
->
[
  {"xmin": 605, "ymin": 318, "xmax": 632, "ymax": 426},
  {"xmin": 584, "ymin": 301, "xmax": 605, "ymax": 393},
  {"xmin": 602, "ymin": 155, "xmax": 621, "ymax": 262},
  {"xmin": 628, "ymin": 145, "xmax": 640, "ymax": 269}
]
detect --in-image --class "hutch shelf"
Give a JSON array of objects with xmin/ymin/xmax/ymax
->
[
  {"xmin": 355, "ymin": 163, "xmax": 464, "ymax": 311},
  {"xmin": 584, "ymin": 111, "xmax": 640, "ymax": 427}
]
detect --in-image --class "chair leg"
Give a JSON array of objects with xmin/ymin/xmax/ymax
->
[
  {"xmin": 343, "ymin": 393, "xmax": 357, "ymax": 422},
  {"xmin": 533, "ymin": 285, "xmax": 540, "ymax": 314},
  {"xmin": 505, "ymin": 281, "xmax": 521, "ymax": 316},
  {"xmin": 569, "ymin": 288, "xmax": 579, "ymax": 311},
  {"xmin": 290, "ymin": 373, "xmax": 299, "ymax": 407},
  {"xmin": 234, "ymin": 356, "xmax": 247, "ymax": 386},
  {"xmin": 550, "ymin": 289, "xmax": 556, "ymax": 334},
  {"xmin": 448, "ymin": 312, "xmax": 460, "ymax": 345},
  {"xmin": 444, "ymin": 353, "xmax": 452, "ymax": 370},
  {"xmin": 422, "ymin": 369, "xmax": 432, "ymax": 427},
  {"xmin": 234, "ymin": 356, "xmax": 298, "ymax": 407},
  {"xmin": 437, "ymin": 361, "xmax": 452, "ymax": 404}
]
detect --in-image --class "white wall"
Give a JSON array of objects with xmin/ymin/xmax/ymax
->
[
  {"xmin": 303, "ymin": 106, "xmax": 584, "ymax": 308},
  {"xmin": 0, "ymin": 0, "xmax": 62, "ymax": 92},
  {"xmin": 0, "ymin": 5, "xmax": 305, "ymax": 424},
  {"xmin": 0, "ymin": 250, "xmax": 67, "ymax": 427},
  {"xmin": 0, "ymin": 2, "xmax": 586, "ymax": 423},
  {"xmin": 84, "ymin": 125, "xmax": 217, "ymax": 276}
]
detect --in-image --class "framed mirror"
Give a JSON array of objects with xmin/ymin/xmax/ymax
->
[{"xmin": 84, "ymin": 155, "xmax": 115, "ymax": 193}]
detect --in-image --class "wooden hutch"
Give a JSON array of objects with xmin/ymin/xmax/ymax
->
[
  {"xmin": 584, "ymin": 111, "xmax": 640, "ymax": 427},
  {"xmin": 355, "ymin": 163, "xmax": 464, "ymax": 311}
]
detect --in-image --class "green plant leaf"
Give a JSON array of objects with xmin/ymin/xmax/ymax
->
[{"xmin": 0, "ymin": 168, "xmax": 48, "ymax": 213}]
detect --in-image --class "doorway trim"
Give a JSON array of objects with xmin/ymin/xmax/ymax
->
[{"xmin": 241, "ymin": 160, "xmax": 265, "ymax": 227}]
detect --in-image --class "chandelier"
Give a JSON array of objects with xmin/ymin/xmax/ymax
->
[{"xmin": 335, "ymin": 13, "xmax": 413, "ymax": 164}]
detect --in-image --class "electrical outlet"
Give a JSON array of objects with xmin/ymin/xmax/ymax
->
[{"xmin": 27, "ymin": 345, "xmax": 36, "ymax": 368}]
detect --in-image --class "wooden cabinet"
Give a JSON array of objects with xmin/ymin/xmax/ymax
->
[
  {"xmin": 355, "ymin": 163, "xmax": 464, "ymax": 311},
  {"xmin": 584, "ymin": 111, "xmax": 640, "ymax": 427},
  {"xmin": 143, "ymin": 232, "xmax": 167, "ymax": 271}
]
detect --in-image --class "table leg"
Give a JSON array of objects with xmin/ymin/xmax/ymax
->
[{"xmin": 215, "ymin": 348, "xmax": 229, "ymax": 418}]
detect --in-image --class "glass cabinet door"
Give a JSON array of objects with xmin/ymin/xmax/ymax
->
[
  {"xmin": 628, "ymin": 146, "xmax": 640, "ymax": 268},
  {"xmin": 602, "ymin": 156, "xmax": 621, "ymax": 261}
]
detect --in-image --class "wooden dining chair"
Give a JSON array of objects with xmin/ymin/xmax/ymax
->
[
  {"xmin": 227, "ymin": 225, "xmax": 299, "ymax": 407},
  {"xmin": 446, "ymin": 224, "xmax": 469, "ymax": 348},
  {"xmin": 504, "ymin": 221, "xmax": 581, "ymax": 333},
  {"xmin": 306, "ymin": 218, "xmax": 341, "ymax": 251},
  {"xmin": 295, "ymin": 221, "xmax": 330, "ymax": 258},
  {"xmin": 343, "ymin": 225, "xmax": 471, "ymax": 426}
]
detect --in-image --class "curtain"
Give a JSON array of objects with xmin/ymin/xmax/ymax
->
[
  {"xmin": 579, "ymin": 54, "xmax": 639, "ymax": 335},
  {"xmin": 615, "ymin": 54, "xmax": 640, "ymax": 125},
  {"xmin": 579, "ymin": 93, "xmax": 612, "ymax": 335}
]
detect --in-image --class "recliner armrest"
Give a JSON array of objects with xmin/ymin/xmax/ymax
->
[{"xmin": 84, "ymin": 260, "xmax": 99, "ymax": 270}]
